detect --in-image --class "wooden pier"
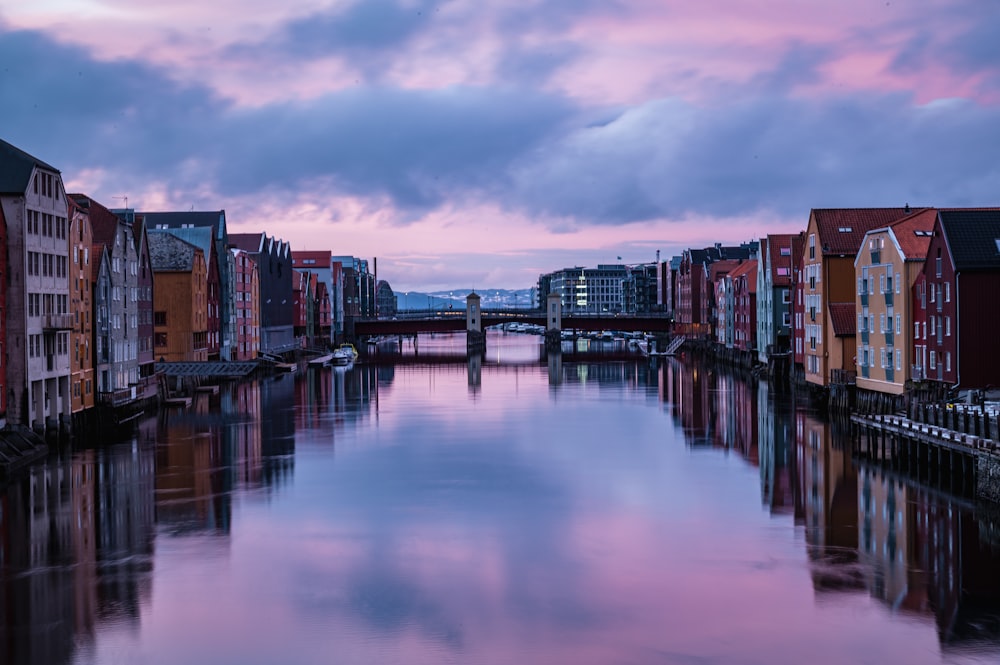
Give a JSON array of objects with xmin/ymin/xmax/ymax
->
[{"xmin": 851, "ymin": 412, "xmax": 1000, "ymax": 502}]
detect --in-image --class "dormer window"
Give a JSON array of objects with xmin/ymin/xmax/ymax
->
[{"xmin": 838, "ymin": 227, "xmax": 852, "ymax": 233}]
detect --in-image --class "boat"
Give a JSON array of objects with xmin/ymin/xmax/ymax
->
[
  {"xmin": 329, "ymin": 349, "xmax": 354, "ymax": 366},
  {"xmin": 338, "ymin": 343, "xmax": 358, "ymax": 360}
]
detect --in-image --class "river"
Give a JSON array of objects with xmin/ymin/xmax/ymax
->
[{"xmin": 2, "ymin": 332, "xmax": 999, "ymax": 665}]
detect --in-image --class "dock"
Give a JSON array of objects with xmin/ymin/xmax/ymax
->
[
  {"xmin": 308, "ymin": 353, "xmax": 334, "ymax": 366},
  {"xmin": 0, "ymin": 427, "xmax": 48, "ymax": 481},
  {"xmin": 851, "ymin": 411, "xmax": 1000, "ymax": 502},
  {"xmin": 163, "ymin": 396, "xmax": 193, "ymax": 408}
]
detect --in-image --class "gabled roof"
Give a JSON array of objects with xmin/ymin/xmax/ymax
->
[
  {"xmin": 148, "ymin": 229, "xmax": 202, "ymax": 271},
  {"xmin": 766, "ymin": 234, "xmax": 796, "ymax": 286},
  {"xmin": 138, "ymin": 210, "xmax": 226, "ymax": 236},
  {"xmin": 829, "ymin": 302, "xmax": 856, "ymax": 337},
  {"xmin": 730, "ymin": 259, "xmax": 758, "ymax": 292},
  {"xmin": 230, "ymin": 232, "xmax": 267, "ymax": 253},
  {"xmin": 939, "ymin": 209, "xmax": 1000, "ymax": 271},
  {"xmin": 159, "ymin": 226, "xmax": 214, "ymax": 264},
  {"xmin": 889, "ymin": 208, "xmax": 938, "ymax": 261},
  {"xmin": 812, "ymin": 208, "xmax": 913, "ymax": 256},
  {"xmin": 69, "ymin": 193, "xmax": 123, "ymax": 247},
  {"xmin": 0, "ymin": 138, "xmax": 59, "ymax": 194}
]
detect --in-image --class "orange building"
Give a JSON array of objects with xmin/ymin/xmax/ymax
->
[
  {"xmin": 66, "ymin": 196, "xmax": 95, "ymax": 417},
  {"xmin": 802, "ymin": 208, "xmax": 910, "ymax": 387},
  {"xmin": 148, "ymin": 231, "xmax": 208, "ymax": 362}
]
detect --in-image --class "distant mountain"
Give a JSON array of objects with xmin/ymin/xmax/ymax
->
[{"xmin": 396, "ymin": 288, "xmax": 534, "ymax": 310}]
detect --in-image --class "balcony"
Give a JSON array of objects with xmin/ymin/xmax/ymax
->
[
  {"xmin": 884, "ymin": 291, "xmax": 893, "ymax": 306},
  {"xmin": 861, "ymin": 329, "xmax": 869, "ymax": 344},
  {"xmin": 870, "ymin": 249, "xmax": 881, "ymax": 264},
  {"xmin": 860, "ymin": 292, "xmax": 868, "ymax": 307},
  {"xmin": 885, "ymin": 367, "xmax": 894, "ymax": 383},
  {"xmin": 885, "ymin": 331, "xmax": 894, "ymax": 346},
  {"xmin": 42, "ymin": 313, "xmax": 74, "ymax": 330},
  {"xmin": 831, "ymin": 369, "xmax": 857, "ymax": 385},
  {"xmin": 98, "ymin": 386, "xmax": 137, "ymax": 408},
  {"xmin": 911, "ymin": 364, "xmax": 925, "ymax": 381}
]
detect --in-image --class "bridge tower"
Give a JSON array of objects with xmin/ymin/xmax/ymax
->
[
  {"xmin": 544, "ymin": 293, "xmax": 562, "ymax": 352},
  {"xmin": 466, "ymin": 292, "xmax": 485, "ymax": 354}
]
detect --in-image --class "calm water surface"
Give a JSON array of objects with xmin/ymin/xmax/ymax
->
[{"xmin": 2, "ymin": 333, "xmax": 999, "ymax": 665}]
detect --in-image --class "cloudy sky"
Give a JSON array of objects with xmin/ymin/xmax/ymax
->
[{"xmin": 3, "ymin": 1, "xmax": 999, "ymax": 291}]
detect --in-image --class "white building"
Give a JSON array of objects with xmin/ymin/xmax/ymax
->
[{"xmin": 1, "ymin": 139, "xmax": 73, "ymax": 432}]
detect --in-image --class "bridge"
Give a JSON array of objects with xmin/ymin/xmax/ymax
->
[{"xmin": 354, "ymin": 308, "xmax": 673, "ymax": 336}]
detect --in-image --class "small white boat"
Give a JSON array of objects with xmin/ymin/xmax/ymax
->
[{"xmin": 329, "ymin": 349, "xmax": 354, "ymax": 366}]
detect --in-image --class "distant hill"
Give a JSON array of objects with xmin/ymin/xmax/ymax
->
[{"xmin": 396, "ymin": 289, "xmax": 534, "ymax": 310}]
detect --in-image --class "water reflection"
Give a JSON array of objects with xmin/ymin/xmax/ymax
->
[
  {"xmin": 2, "ymin": 350, "xmax": 1000, "ymax": 664},
  {"xmin": 663, "ymin": 358, "xmax": 1000, "ymax": 655}
]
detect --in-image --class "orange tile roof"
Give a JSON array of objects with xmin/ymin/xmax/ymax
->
[{"xmin": 813, "ymin": 208, "xmax": 914, "ymax": 256}]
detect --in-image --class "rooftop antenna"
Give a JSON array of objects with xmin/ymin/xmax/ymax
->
[{"xmin": 113, "ymin": 195, "xmax": 128, "ymax": 209}]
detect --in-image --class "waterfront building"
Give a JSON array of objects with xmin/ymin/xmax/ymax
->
[
  {"xmin": 376, "ymin": 280, "xmax": 397, "ymax": 319},
  {"xmin": 732, "ymin": 259, "xmax": 757, "ymax": 353},
  {"xmin": 148, "ymin": 231, "xmax": 208, "ymax": 362},
  {"xmin": 231, "ymin": 247, "xmax": 260, "ymax": 361},
  {"xmin": 0, "ymin": 203, "xmax": 7, "ymax": 424},
  {"xmin": 660, "ymin": 256, "xmax": 681, "ymax": 319},
  {"xmin": 756, "ymin": 234, "xmax": 796, "ymax": 364},
  {"xmin": 131, "ymin": 215, "xmax": 158, "ymax": 403},
  {"xmin": 0, "ymin": 139, "xmax": 72, "ymax": 432},
  {"xmin": 314, "ymin": 280, "xmax": 331, "ymax": 341},
  {"xmin": 538, "ymin": 264, "xmax": 632, "ymax": 314},
  {"xmin": 146, "ymin": 225, "xmax": 221, "ymax": 360},
  {"xmin": 676, "ymin": 244, "xmax": 754, "ymax": 339},
  {"xmin": 292, "ymin": 269, "xmax": 314, "ymax": 348},
  {"xmin": 332, "ymin": 255, "xmax": 376, "ymax": 320},
  {"xmin": 292, "ymin": 250, "xmax": 336, "ymax": 343},
  {"xmin": 140, "ymin": 211, "xmax": 235, "ymax": 361},
  {"xmin": 912, "ymin": 209, "xmax": 1000, "ymax": 392},
  {"xmin": 801, "ymin": 208, "xmax": 909, "ymax": 388},
  {"xmin": 231, "ymin": 233, "xmax": 295, "ymax": 356},
  {"xmin": 66, "ymin": 196, "xmax": 95, "ymax": 419},
  {"xmin": 73, "ymin": 194, "xmax": 141, "ymax": 410},
  {"xmin": 792, "ymin": 233, "xmax": 807, "ymax": 383},
  {"xmin": 854, "ymin": 208, "xmax": 936, "ymax": 397}
]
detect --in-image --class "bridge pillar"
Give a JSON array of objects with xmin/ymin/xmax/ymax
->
[
  {"xmin": 466, "ymin": 292, "xmax": 485, "ymax": 354},
  {"xmin": 544, "ymin": 293, "xmax": 562, "ymax": 352}
]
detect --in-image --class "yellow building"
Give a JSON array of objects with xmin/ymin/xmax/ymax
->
[
  {"xmin": 802, "ymin": 208, "xmax": 910, "ymax": 387},
  {"xmin": 854, "ymin": 209, "xmax": 936, "ymax": 395}
]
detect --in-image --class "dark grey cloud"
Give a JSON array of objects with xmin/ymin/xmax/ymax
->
[
  {"xmin": 508, "ymin": 91, "xmax": 1000, "ymax": 223},
  {"xmin": 215, "ymin": 86, "xmax": 575, "ymax": 209},
  {"xmin": 5, "ymin": 21, "xmax": 1000, "ymax": 231},
  {"xmin": 0, "ymin": 27, "xmax": 576, "ymax": 214}
]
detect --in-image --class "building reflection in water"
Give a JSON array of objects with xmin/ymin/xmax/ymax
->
[
  {"xmin": 0, "ymin": 437, "xmax": 155, "ymax": 665},
  {"xmin": 662, "ymin": 357, "xmax": 1000, "ymax": 654}
]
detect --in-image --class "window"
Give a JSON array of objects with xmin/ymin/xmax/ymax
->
[
  {"xmin": 896, "ymin": 315, "xmax": 901, "ymax": 334},
  {"xmin": 808, "ymin": 234, "xmax": 815, "ymax": 259},
  {"xmin": 946, "ymin": 352, "xmax": 952, "ymax": 372},
  {"xmin": 930, "ymin": 350, "xmax": 937, "ymax": 369},
  {"xmin": 945, "ymin": 316, "xmax": 951, "ymax": 336},
  {"xmin": 881, "ymin": 349, "xmax": 887, "ymax": 368},
  {"xmin": 914, "ymin": 321, "xmax": 920, "ymax": 338},
  {"xmin": 154, "ymin": 332, "xmax": 167, "ymax": 347},
  {"xmin": 154, "ymin": 311, "xmax": 167, "ymax": 326},
  {"xmin": 945, "ymin": 282, "xmax": 950, "ymax": 302},
  {"xmin": 895, "ymin": 273, "xmax": 901, "ymax": 294}
]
